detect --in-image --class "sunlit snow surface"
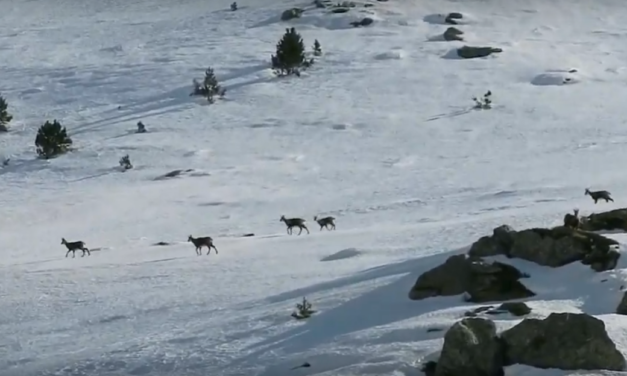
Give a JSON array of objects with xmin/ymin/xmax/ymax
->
[{"xmin": 3, "ymin": 0, "xmax": 627, "ymax": 375}]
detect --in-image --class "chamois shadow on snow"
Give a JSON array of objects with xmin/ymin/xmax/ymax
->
[{"xmin": 320, "ymin": 248, "xmax": 363, "ymax": 262}]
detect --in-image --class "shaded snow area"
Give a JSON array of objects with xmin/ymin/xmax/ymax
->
[{"xmin": 3, "ymin": 0, "xmax": 627, "ymax": 375}]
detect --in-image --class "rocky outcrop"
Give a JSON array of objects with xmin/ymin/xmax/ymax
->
[
  {"xmin": 465, "ymin": 302, "xmax": 531, "ymax": 317},
  {"xmin": 350, "ymin": 17, "xmax": 374, "ymax": 27},
  {"xmin": 457, "ymin": 46, "xmax": 502, "ymax": 59},
  {"xmin": 444, "ymin": 12, "xmax": 463, "ymax": 25},
  {"xmin": 281, "ymin": 8, "xmax": 304, "ymax": 21},
  {"xmin": 443, "ymin": 27, "xmax": 464, "ymax": 41},
  {"xmin": 408, "ymin": 254, "xmax": 534, "ymax": 302},
  {"xmin": 617, "ymin": 291, "xmax": 627, "ymax": 315},
  {"xmin": 435, "ymin": 318, "xmax": 505, "ymax": 376},
  {"xmin": 469, "ymin": 225, "xmax": 619, "ymax": 271},
  {"xmin": 428, "ymin": 313, "xmax": 625, "ymax": 374},
  {"xmin": 501, "ymin": 313, "xmax": 625, "ymax": 371},
  {"xmin": 580, "ymin": 208, "xmax": 627, "ymax": 232}
]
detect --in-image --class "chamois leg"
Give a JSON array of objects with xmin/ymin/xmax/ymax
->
[
  {"xmin": 212, "ymin": 245, "xmax": 218, "ymax": 254},
  {"xmin": 607, "ymin": 197, "xmax": 614, "ymax": 202},
  {"xmin": 300, "ymin": 225, "xmax": 309, "ymax": 235},
  {"xmin": 594, "ymin": 198, "xmax": 598, "ymax": 204},
  {"xmin": 319, "ymin": 224, "xmax": 324, "ymax": 231},
  {"xmin": 331, "ymin": 223, "xmax": 336, "ymax": 230},
  {"xmin": 66, "ymin": 249, "xmax": 72, "ymax": 258}
]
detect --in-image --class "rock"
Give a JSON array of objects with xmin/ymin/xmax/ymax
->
[
  {"xmin": 421, "ymin": 361, "xmax": 437, "ymax": 376},
  {"xmin": 496, "ymin": 302, "xmax": 531, "ymax": 316},
  {"xmin": 444, "ymin": 12, "xmax": 463, "ymax": 25},
  {"xmin": 408, "ymin": 254, "xmax": 535, "ymax": 303},
  {"xmin": 501, "ymin": 312, "xmax": 625, "ymax": 371},
  {"xmin": 350, "ymin": 17, "xmax": 374, "ymax": 27},
  {"xmin": 469, "ymin": 225, "xmax": 515, "ymax": 258},
  {"xmin": 281, "ymin": 8, "xmax": 304, "ymax": 21},
  {"xmin": 313, "ymin": 0, "xmax": 327, "ymax": 8},
  {"xmin": 331, "ymin": 7, "xmax": 350, "ymax": 13},
  {"xmin": 617, "ymin": 291, "xmax": 627, "ymax": 315},
  {"xmin": 469, "ymin": 225, "xmax": 619, "ymax": 270},
  {"xmin": 457, "ymin": 46, "xmax": 502, "ymax": 59},
  {"xmin": 464, "ymin": 305, "xmax": 494, "ymax": 317},
  {"xmin": 443, "ymin": 27, "xmax": 464, "ymax": 41},
  {"xmin": 580, "ymin": 208, "xmax": 627, "ymax": 232},
  {"xmin": 435, "ymin": 318, "xmax": 505, "ymax": 376}
]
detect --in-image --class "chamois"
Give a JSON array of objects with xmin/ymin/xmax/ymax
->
[
  {"xmin": 563, "ymin": 208, "xmax": 580, "ymax": 229},
  {"xmin": 280, "ymin": 215, "xmax": 309, "ymax": 235},
  {"xmin": 314, "ymin": 216, "xmax": 336, "ymax": 231},
  {"xmin": 188, "ymin": 235, "xmax": 218, "ymax": 255},
  {"xmin": 61, "ymin": 238, "xmax": 90, "ymax": 258},
  {"xmin": 585, "ymin": 188, "xmax": 614, "ymax": 204}
]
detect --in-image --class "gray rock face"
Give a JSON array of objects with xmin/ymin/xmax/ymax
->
[
  {"xmin": 281, "ymin": 8, "xmax": 304, "ymax": 21},
  {"xmin": 468, "ymin": 225, "xmax": 619, "ymax": 271},
  {"xmin": 501, "ymin": 313, "xmax": 626, "ymax": 371},
  {"xmin": 580, "ymin": 208, "xmax": 627, "ymax": 232},
  {"xmin": 616, "ymin": 291, "xmax": 627, "ymax": 315},
  {"xmin": 408, "ymin": 254, "xmax": 534, "ymax": 303},
  {"xmin": 443, "ymin": 27, "xmax": 464, "ymax": 41},
  {"xmin": 445, "ymin": 12, "xmax": 463, "ymax": 25},
  {"xmin": 350, "ymin": 17, "xmax": 374, "ymax": 27},
  {"xmin": 457, "ymin": 46, "xmax": 503, "ymax": 59},
  {"xmin": 435, "ymin": 318, "xmax": 505, "ymax": 376}
]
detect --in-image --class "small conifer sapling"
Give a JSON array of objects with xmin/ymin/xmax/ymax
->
[
  {"xmin": 231, "ymin": 2, "xmax": 237, "ymax": 11},
  {"xmin": 0, "ymin": 96, "xmax": 13, "ymax": 132},
  {"xmin": 473, "ymin": 90, "xmax": 492, "ymax": 110},
  {"xmin": 313, "ymin": 39, "xmax": 322, "ymax": 56},
  {"xmin": 136, "ymin": 121, "xmax": 146, "ymax": 133},
  {"xmin": 272, "ymin": 28, "xmax": 313, "ymax": 77},
  {"xmin": 291, "ymin": 297, "xmax": 316, "ymax": 320},
  {"xmin": 191, "ymin": 67, "xmax": 226, "ymax": 104},
  {"xmin": 35, "ymin": 120, "xmax": 73, "ymax": 159},
  {"xmin": 119, "ymin": 155, "xmax": 133, "ymax": 171}
]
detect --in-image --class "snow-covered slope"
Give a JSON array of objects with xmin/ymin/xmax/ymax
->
[{"xmin": 3, "ymin": 0, "xmax": 627, "ymax": 375}]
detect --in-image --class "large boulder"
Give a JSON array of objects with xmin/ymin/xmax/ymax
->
[
  {"xmin": 501, "ymin": 312, "xmax": 626, "ymax": 371},
  {"xmin": 281, "ymin": 8, "xmax": 304, "ymax": 21},
  {"xmin": 457, "ymin": 46, "xmax": 502, "ymax": 59},
  {"xmin": 580, "ymin": 208, "xmax": 627, "ymax": 232},
  {"xmin": 435, "ymin": 318, "xmax": 505, "ymax": 376},
  {"xmin": 469, "ymin": 225, "xmax": 619, "ymax": 270},
  {"xmin": 443, "ymin": 27, "xmax": 464, "ymax": 41},
  {"xmin": 408, "ymin": 254, "xmax": 535, "ymax": 303}
]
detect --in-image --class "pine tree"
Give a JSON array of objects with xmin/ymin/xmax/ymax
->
[
  {"xmin": 35, "ymin": 120, "xmax": 73, "ymax": 159},
  {"xmin": 0, "ymin": 96, "xmax": 13, "ymax": 132},
  {"xmin": 119, "ymin": 155, "xmax": 133, "ymax": 170},
  {"xmin": 291, "ymin": 297, "xmax": 316, "ymax": 320},
  {"xmin": 230, "ymin": 1, "xmax": 237, "ymax": 11},
  {"xmin": 272, "ymin": 28, "xmax": 309, "ymax": 76},
  {"xmin": 472, "ymin": 90, "xmax": 492, "ymax": 109},
  {"xmin": 313, "ymin": 39, "xmax": 322, "ymax": 56},
  {"xmin": 191, "ymin": 67, "xmax": 226, "ymax": 103}
]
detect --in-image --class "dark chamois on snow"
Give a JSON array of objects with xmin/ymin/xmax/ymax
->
[
  {"xmin": 62, "ymin": 238, "xmax": 90, "ymax": 258},
  {"xmin": 314, "ymin": 215, "xmax": 336, "ymax": 231},
  {"xmin": 586, "ymin": 188, "xmax": 614, "ymax": 204},
  {"xmin": 280, "ymin": 215, "xmax": 309, "ymax": 235},
  {"xmin": 563, "ymin": 208, "xmax": 580, "ymax": 229},
  {"xmin": 188, "ymin": 235, "xmax": 218, "ymax": 255}
]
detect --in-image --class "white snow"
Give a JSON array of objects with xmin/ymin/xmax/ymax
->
[{"xmin": 3, "ymin": 0, "xmax": 627, "ymax": 375}]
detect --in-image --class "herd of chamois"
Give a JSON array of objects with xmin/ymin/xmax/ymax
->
[
  {"xmin": 61, "ymin": 188, "xmax": 613, "ymax": 258},
  {"xmin": 562, "ymin": 188, "xmax": 614, "ymax": 229},
  {"xmin": 61, "ymin": 214, "xmax": 337, "ymax": 258}
]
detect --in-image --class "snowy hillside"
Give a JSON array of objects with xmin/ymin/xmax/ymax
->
[{"xmin": 4, "ymin": 0, "xmax": 627, "ymax": 375}]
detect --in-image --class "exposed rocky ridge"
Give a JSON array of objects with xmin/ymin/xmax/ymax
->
[{"xmin": 429, "ymin": 313, "xmax": 625, "ymax": 375}]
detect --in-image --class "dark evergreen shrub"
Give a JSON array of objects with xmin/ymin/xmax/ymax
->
[
  {"xmin": 191, "ymin": 67, "xmax": 226, "ymax": 104},
  {"xmin": 0, "ymin": 96, "xmax": 13, "ymax": 132},
  {"xmin": 271, "ymin": 28, "xmax": 313, "ymax": 77},
  {"xmin": 35, "ymin": 120, "xmax": 73, "ymax": 159}
]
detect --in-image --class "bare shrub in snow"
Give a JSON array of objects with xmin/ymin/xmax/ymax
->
[{"xmin": 473, "ymin": 90, "xmax": 492, "ymax": 109}]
